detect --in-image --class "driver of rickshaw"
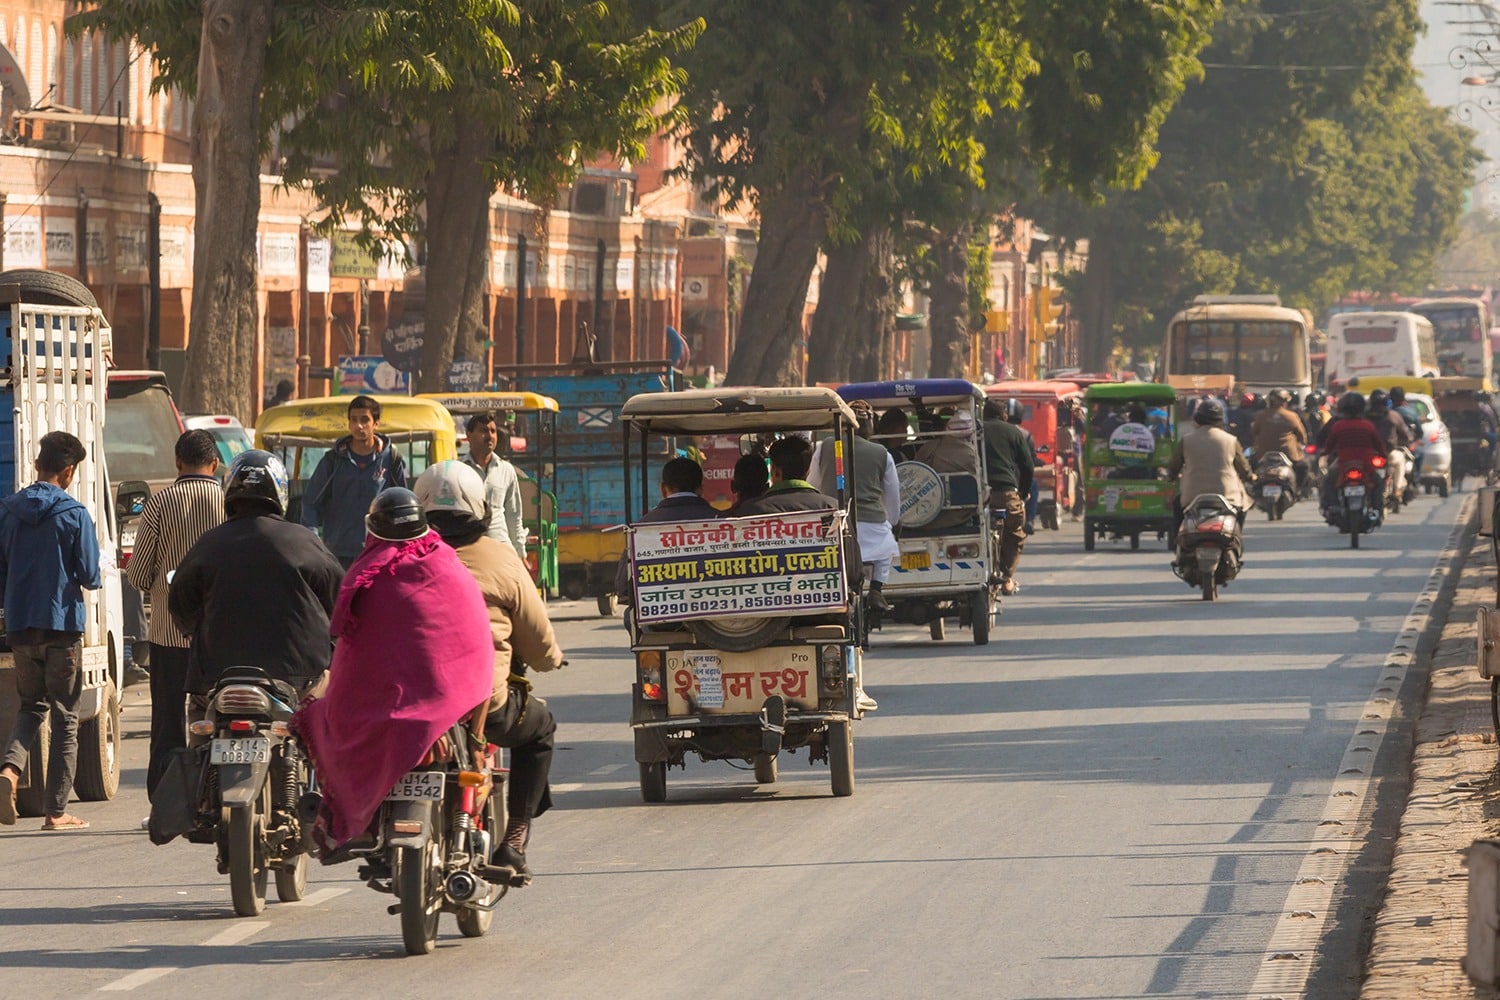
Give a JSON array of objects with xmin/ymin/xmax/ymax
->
[{"xmin": 914, "ymin": 410, "xmax": 980, "ymax": 532}]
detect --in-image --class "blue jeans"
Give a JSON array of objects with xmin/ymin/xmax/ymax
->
[{"xmin": 2, "ymin": 632, "xmax": 83, "ymax": 816}]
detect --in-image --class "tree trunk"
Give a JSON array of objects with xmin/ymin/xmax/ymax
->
[
  {"xmin": 417, "ymin": 121, "xmax": 492, "ymax": 393},
  {"xmin": 723, "ymin": 170, "xmax": 826, "ymax": 386},
  {"xmin": 1076, "ymin": 233, "xmax": 1117, "ymax": 370},
  {"xmin": 806, "ymin": 227, "xmax": 895, "ymax": 384},
  {"xmin": 182, "ymin": 0, "xmax": 273, "ymax": 422},
  {"xmin": 926, "ymin": 220, "xmax": 973, "ymax": 379}
]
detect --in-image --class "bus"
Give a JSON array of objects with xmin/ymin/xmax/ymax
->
[
  {"xmin": 1410, "ymin": 297, "xmax": 1492, "ymax": 385},
  {"xmin": 1325, "ymin": 311, "xmax": 1438, "ymax": 386},
  {"xmin": 1158, "ymin": 294, "xmax": 1312, "ymax": 399}
]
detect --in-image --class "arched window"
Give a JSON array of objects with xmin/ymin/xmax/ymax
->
[
  {"xmin": 46, "ymin": 25, "xmax": 56, "ymax": 98},
  {"xmin": 28, "ymin": 22, "xmax": 42, "ymax": 102},
  {"xmin": 80, "ymin": 38, "xmax": 93, "ymax": 112},
  {"xmin": 170, "ymin": 90, "xmax": 183, "ymax": 133},
  {"xmin": 63, "ymin": 38, "xmax": 74, "ymax": 109},
  {"xmin": 129, "ymin": 50, "xmax": 141, "ymax": 123}
]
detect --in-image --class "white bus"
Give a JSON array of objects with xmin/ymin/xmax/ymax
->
[
  {"xmin": 1159, "ymin": 295, "xmax": 1312, "ymax": 399},
  {"xmin": 1325, "ymin": 311, "xmax": 1438, "ymax": 385}
]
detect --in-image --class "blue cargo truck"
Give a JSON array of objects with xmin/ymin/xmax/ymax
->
[{"xmin": 510, "ymin": 361, "xmax": 681, "ymax": 615}]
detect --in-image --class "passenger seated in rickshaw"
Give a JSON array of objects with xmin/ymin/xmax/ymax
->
[
  {"xmin": 875, "ymin": 408, "xmax": 914, "ymax": 462},
  {"xmin": 614, "ymin": 457, "xmax": 719, "ymax": 606},
  {"xmin": 913, "ymin": 410, "xmax": 981, "ymax": 532},
  {"xmin": 724, "ymin": 453, "xmax": 769, "ymax": 516}
]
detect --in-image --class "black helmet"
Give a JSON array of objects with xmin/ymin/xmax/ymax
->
[
  {"xmin": 1368, "ymin": 388, "xmax": 1389, "ymax": 414},
  {"xmin": 1005, "ymin": 398, "xmax": 1023, "ymax": 422},
  {"xmin": 1306, "ymin": 390, "xmax": 1326, "ymax": 408},
  {"xmin": 1194, "ymin": 398, "xmax": 1226, "ymax": 425},
  {"xmin": 366, "ymin": 487, "xmax": 428, "ymax": 542},
  {"xmin": 1337, "ymin": 391, "xmax": 1367, "ymax": 417},
  {"xmin": 224, "ymin": 450, "xmax": 289, "ymax": 516},
  {"xmin": 1268, "ymin": 388, "xmax": 1291, "ymax": 407}
]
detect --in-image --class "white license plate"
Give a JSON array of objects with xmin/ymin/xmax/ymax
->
[
  {"xmin": 210, "ymin": 737, "xmax": 269, "ymax": 765},
  {"xmin": 1343, "ymin": 486, "xmax": 1365, "ymax": 498},
  {"xmin": 386, "ymin": 771, "xmax": 445, "ymax": 801},
  {"xmin": 1262, "ymin": 485, "xmax": 1282, "ymax": 498}
]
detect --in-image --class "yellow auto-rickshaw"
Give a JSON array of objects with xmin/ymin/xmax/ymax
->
[
  {"xmin": 418, "ymin": 391, "xmax": 562, "ymax": 597},
  {"xmin": 254, "ymin": 394, "xmax": 457, "ymax": 524}
]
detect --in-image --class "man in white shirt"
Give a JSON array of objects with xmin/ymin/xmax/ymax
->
[{"xmin": 463, "ymin": 412, "xmax": 528, "ymax": 561}]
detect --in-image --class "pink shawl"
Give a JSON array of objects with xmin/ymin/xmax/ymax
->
[{"xmin": 293, "ymin": 531, "xmax": 494, "ymax": 850}]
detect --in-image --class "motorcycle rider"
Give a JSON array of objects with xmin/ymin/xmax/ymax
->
[
  {"xmin": 414, "ymin": 462, "xmax": 566, "ymax": 880},
  {"xmin": 1368, "ymin": 389, "xmax": 1415, "ymax": 499},
  {"xmin": 169, "ymin": 451, "xmax": 344, "ymax": 721},
  {"xmin": 1166, "ymin": 398, "xmax": 1252, "ymax": 530},
  {"xmin": 1250, "ymin": 388, "xmax": 1309, "ymax": 493},
  {"xmin": 1317, "ymin": 392, "xmax": 1388, "ymax": 516},
  {"xmin": 981, "ymin": 398, "xmax": 1034, "ymax": 595}
]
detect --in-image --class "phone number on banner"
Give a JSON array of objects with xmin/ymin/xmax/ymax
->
[{"xmin": 636, "ymin": 576, "xmax": 846, "ymax": 622}]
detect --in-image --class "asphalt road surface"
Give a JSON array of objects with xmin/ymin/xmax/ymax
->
[{"xmin": 0, "ymin": 491, "xmax": 1468, "ymax": 999}]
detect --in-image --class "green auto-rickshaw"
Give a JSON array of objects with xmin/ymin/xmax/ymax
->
[{"xmin": 1081, "ymin": 382, "xmax": 1178, "ymax": 551}]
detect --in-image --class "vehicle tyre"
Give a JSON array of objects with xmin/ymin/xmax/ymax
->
[
  {"xmin": 456, "ymin": 899, "xmax": 493, "ymax": 938},
  {"xmin": 1083, "ymin": 517, "xmax": 1096, "ymax": 551},
  {"xmin": 928, "ymin": 617, "xmax": 946, "ymax": 641},
  {"xmin": 0, "ymin": 268, "xmax": 97, "ymax": 307},
  {"xmin": 687, "ymin": 616, "xmax": 784, "ymax": 653},
  {"xmin": 15, "ymin": 720, "xmax": 49, "ymax": 818},
  {"xmin": 1452, "ymin": 472, "xmax": 1464, "ymax": 494},
  {"xmin": 275, "ymin": 852, "xmax": 308, "ymax": 902},
  {"xmin": 1439, "ymin": 478, "xmax": 1450, "ymax": 498},
  {"xmin": 1424, "ymin": 483, "xmax": 1433, "ymax": 495},
  {"xmin": 971, "ymin": 590, "xmax": 992, "ymax": 646},
  {"xmin": 1350, "ymin": 525, "xmax": 1361, "ymax": 549},
  {"xmin": 1166, "ymin": 523, "xmax": 1179, "ymax": 551},
  {"xmin": 227, "ymin": 802, "xmax": 268, "ymax": 917},
  {"xmin": 827, "ymin": 721, "xmax": 854, "ymax": 797},
  {"xmin": 399, "ymin": 838, "xmax": 441, "ymax": 955},
  {"xmin": 560, "ymin": 574, "xmax": 586, "ymax": 601},
  {"xmin": 753, "ymin": 753, "xmax": 778, "ymax": 784},
  {"xmin": 596, "ymin": 592, "xmax": 618, "ymax": 617},
  {"xmin": 1201, "ymin": 573, "xmax": 1217, "ymax": 602},
  {"xmin": 638, "ymin": 761, "xmax": 667, "ymax": 803},
  {"xmin": 1130, "ymin": 533, "xmax": 1140, "ymax": 551},
  {"xmin": 75, "ymin": 680, "xmax": 120, "ymax": 801}
]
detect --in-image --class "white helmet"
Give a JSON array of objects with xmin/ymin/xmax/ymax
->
[{"xmin": 413, "ymin": 460, "xmax": 491, "ymax": 523}]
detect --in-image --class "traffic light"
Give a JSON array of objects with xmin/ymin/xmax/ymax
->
[{"xmin": 1037, "ymin": 286, "xmax": 1064, "ymax": 339}]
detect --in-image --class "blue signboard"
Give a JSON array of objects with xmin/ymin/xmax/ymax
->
[{"xmin": 337, "ymin": 355, "xmax": 409, "ymax": 395}]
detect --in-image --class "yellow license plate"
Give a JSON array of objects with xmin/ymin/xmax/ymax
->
[
  {"xmin": 1120, "ymin": 499, "xmax": 1141, "ymax": 510},
  {"xmin": 901, "ymin": 552, "xmax": 931, "ymax": 570}
]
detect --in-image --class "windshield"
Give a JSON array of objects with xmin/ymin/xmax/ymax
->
[
  {"xmin": 104, "ymin": 385, "xmax": 182, "ymax": 483},
  {"xmin": 1169, "ymin": 320, "xmax": 1307, "ymax": 383},
  {"xmin": 1411, "ymin": 304, "xmax": 1488, "ymax": 377}
]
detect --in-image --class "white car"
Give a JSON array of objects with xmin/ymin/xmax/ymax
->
[
  {"xmin": 183, "ymin": 414, "xmax": 255, "ymax": 470},
  {"xmin": 1396, "ymin": 393, "xmax": 1452, "ymax": 497}
]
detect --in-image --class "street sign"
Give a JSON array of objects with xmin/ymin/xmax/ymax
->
[
  {"xmin": 381, "ymin": 318, "xmax": 424, "ymax": 373},
  {"xmin": 446, "ymin": 357, "xmax": 486, "ymax": 392},
  {"xmin": 337, "ymin": 355, "xmax": 409, "ymax": 395}
]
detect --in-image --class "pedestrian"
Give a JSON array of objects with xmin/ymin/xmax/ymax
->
[
  {"xmin": 463, "ymin": 411, "xmax": 528, "ymax": 561},
  {"xmin": 124, "ymin": 429, "xmax": 224, "ymax": 807},
  {"xmin": 0, "ymin": 431, "xmax": 101, "ymax": 830},
  {"xmin": 267, "ymin": 379, "xmax": 295, "ymax": 408},
  {"xmin": 300, "ymin": 395, "xmax": 407, "ymax": 570},
  {"xmin": 981, "ymin": 398, "xmax": 1034, "ymax": 595}
]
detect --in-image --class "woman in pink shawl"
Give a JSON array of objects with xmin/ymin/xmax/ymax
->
[{"xmin": 293, "ymin": 488, "xmax": 494, "ymax": 855}]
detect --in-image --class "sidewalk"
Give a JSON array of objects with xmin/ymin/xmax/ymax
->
[{"xmin": 1361, "ymin": 526, "xmax": 1500, "ymax": 999}]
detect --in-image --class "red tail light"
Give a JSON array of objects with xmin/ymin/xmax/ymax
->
[
  {"xmin": 1306, "ymin": 443, "xmax": 1317, "ymax": 454},
  {"xmin": 1429, "ymin": 431, "xmax": 1440, "ymax": 443},
  {"xmin": 1371, "ymin": 455, "xmax": 1386, "ymax": 469},
  {"xmin": 228, "ymin": 719, "xmax": 257, "ymax": 733},
  {"xmin": 1345, "ymin": 469, "xmax": 1364, "ymax": 482}
]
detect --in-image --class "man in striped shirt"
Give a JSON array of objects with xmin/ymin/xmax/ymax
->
[{"xmin": 125, "ymin": 430, "xmax": 224, "ymax": 801}]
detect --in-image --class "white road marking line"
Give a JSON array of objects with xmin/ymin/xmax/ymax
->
[
  {"xmin": 552, "ymin": 783, "xmax": 583, "ymax": 793},
  {"xmin": 588, "ymin": 763, "xmax": 626, "ymax": 775},
  {"xmin": 201, "ymin": 921, "xmax": 269, "ymax": 948},
  {"xmin": 297, "ymin": 887, "xmax": 350, "ymax": 907},
  {"xmin": 1247, "ymin": 494, "xmax": 1472, "ymax": 1000},
  {"xmin": 99, "ymin": 968, "xmax": 178, "ymax": 992}
]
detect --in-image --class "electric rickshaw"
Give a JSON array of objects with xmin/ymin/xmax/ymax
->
[
  {"xmin": 985, "ymin": 379, "xmax": 1084, "ymax": 530},
  {"xmin": 838, "ymin": 379, "xmax": 1001, "ymax": 645},
  {"xmin": 620, "ymin": 387, "xmax": 866, "ymax": 801},
  {"xmin": 1428, "ymin": 376, "xmax": 1497, "ymax": 491},
  {"xmin": 1081, "ymin": 382, "xmax": 1179, "ymax": 551},
  {"xmin": 419, "ymin": 391, "xmax": 562, "ymax": 596},
  {"xmin": 254, "ymin": 394, "xmax": 457, "ymax": 524}
]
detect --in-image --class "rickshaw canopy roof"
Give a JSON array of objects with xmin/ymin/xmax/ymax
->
[
  {"xmin": 985, "ymin": 380, "xmax": 1082, "ymax": 401},
  {"xmin": 836, "ymin": 379, "xmax": 984, "ymax": 408},
  {"xmin": 416, "ymin": 391, "xmax": 560, "ymax": 413},
  {"xmin": 1084, "ymin": 382, "xmax": 1177, "ymax": 404},
  {"xmin": 1345, "ymin": 375, "xmax": 1433, "ymax": 396},
  {"xmin": 621, "ymin": 386, "xmax": 858, "ymax": 433},
  {"xmin": 254, "ymin": 394, "xmax": 454, "ymax": 440}
]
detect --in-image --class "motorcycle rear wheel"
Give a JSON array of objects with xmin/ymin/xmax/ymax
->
[
  {"xmin": 399, "ymin": 838, "xmax": 442, "ymax": 955},
  {"xmin": 1350, "ymin": 524, "xmax": 1361, "ymax": 549},
  {"xmin": 275, "ymin": 852, "xmax": 308, "ymax": 902},
  {"xmin": 227, "ymin": 802, "xmax": 268, "ymax": 917},
  {"xmin": 1200, "ymin": 572, "xmax": 1217, "ymax": 602}
]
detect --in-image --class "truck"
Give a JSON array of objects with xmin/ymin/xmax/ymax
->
[
  {"xmin": 0, "ymin": 272, "xmax": 143, "ymax": 816},
  {"xmin": 509, "ymin": 360, "xmax": 682, "ymax": 614}
]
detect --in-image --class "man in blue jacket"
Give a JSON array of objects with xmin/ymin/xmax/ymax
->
[
  {"xmin": 0, "ymin": 431, "xmax": 102, "ymax": 830},
  {"xmin": 300, "ymin": 395, "xmax": 407, "ymax": 570}
]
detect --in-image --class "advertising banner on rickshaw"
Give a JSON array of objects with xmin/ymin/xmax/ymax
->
[{"xmin": 630, "ymin": 511, "xmax": 847, "ymax": 623}]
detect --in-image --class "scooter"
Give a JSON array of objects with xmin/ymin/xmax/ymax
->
[
  {"xmin": 1171, "ymin": 493, "xmax": 1243, "ymax": 602},
  {"xmin": 1324, "ymin": 456, "xmax": 1386, "ymax": 549},
  {"xmin": 1384, "ymin": 447, "xmax": 1413, "ymax": 513},
  {"xmin": 1252, "ymin": 451, "xmax": 1297, "ymax": 521}
]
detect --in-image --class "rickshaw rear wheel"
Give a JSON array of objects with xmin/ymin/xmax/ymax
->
[
  {"xmin": 638, "ymin": 761, "xmax": 667, "ymax": 803},
  {"xmin": 753, "ymin": 754, "xmax": 778, "ymax": 784},
  {"xmin": 1083, "ymin": 518, "xmax": 1096, "ymax": 551},
  {"xmin": 827, "ymin": 722, "xmax": 854, "ymax": 797},
  {"xmin": 1440, "ymin": 478, "xmax": 1451, "ymax": 498},
  {"xmin": 929, "ymin": 618, "xmax": 946, "ymax": 641},
  {"xmin": 1130, "ymin": 533, "xmax": 1141, "ymax": 551},
  {"xmin": 596, "ymin": 592, "xmax": 618, "ymax": 616},
  {"xmin": 971, "ymin": 590, "xmax": 992, "ymax": 646},
  {"xmin": 688, "ymin": 616, "xmax": 784, "ymax": 652}
]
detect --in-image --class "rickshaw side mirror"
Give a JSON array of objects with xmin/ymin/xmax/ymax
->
[
  {"xmin": 1037, "ymin": 444, "xmax": 1051, "ymax": 455},
  {"xmin": 116, "ymin": 481, "xmax": 150, "ymax": 520}
]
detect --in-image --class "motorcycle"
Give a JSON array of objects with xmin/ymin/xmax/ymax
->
[
  {"xmin": 188, "ymin": 666, "xmax": 312, "ymax": 917},
  {"xmin": 352, "ymin": 724, "xmax": 526, "ymax": 956},
  {"xmin": 1252, "ymin": 451, "xmax": 1297, "ymax": 521},
  {"xmin": 1324, "ymin": 456, "xmax": 1386, "ymax": 549},
  {"xmin": 1171, "ymin": 493, "xmax": 1243, "ymax": 602},
  {"xmin": 1384, "ymin": 447, "xmax": 1413, "ymax": 513}
]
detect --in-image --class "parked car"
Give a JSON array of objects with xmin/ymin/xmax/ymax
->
[{"xmin": 183, "ymin": 413, "xmax": 254, "ymax": 472}]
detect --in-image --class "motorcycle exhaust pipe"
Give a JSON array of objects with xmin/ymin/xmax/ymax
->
[{"xmin": 447, "ymin": 870, "xmax": 481, "ymax": 903}]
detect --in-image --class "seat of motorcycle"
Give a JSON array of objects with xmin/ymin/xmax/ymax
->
[{"xmin": 216, "ymin": 665, "xmax": 300, "ymax": 704}]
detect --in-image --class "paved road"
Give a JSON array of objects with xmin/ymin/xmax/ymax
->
[{"xmin": 0, "ymin": 492, "xmax": 1467, "ymax": 999}]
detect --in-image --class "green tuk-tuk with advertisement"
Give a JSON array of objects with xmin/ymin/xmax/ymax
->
[{"xmin": 1081, "ymin": 382, "xmax": 1179, "ymax": 551}]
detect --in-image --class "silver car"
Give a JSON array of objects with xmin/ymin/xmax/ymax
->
[{"xmin": 1398, "ymin": 393, "xmax": 1452, "ymax": 497}]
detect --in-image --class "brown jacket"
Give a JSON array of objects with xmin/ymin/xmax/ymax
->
[
  {"xmin": 1168, "ymin": 424, "xmax": 1253, "ymax": 510},
  {"xmin": 451, "ymin": 535, "xmax": 565, "ymax": 711},
  {"xmin": 1250, "ymin": 406, "xmax": 1307, "ymax": 462}
]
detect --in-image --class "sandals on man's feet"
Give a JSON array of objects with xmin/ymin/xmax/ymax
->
[
  {"xmin": 0, "ymin": 772, "xmax": 15, "ymax": 825},
  {"xmin": 42, "ymin": 814, "xmax": 89, "ymax": 831}
]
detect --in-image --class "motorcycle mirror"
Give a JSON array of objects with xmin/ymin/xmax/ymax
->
[{"xmin": 166, "ymin": 570, "xmax": 176, "ymax": 586}]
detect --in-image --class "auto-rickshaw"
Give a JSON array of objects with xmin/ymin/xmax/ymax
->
[
  {"xmin": 254, "ymin": 394, "xmax": 457, "ymax": 524},
  {"xmin": 418, "ymin": 391, "xmax": 562, "ymax": 596},
  {"xmin": 1428, "ymin": 376, "xmax": 1497, "ymax": 490},
  {"xmin": 1081, "ymin": 382, "xmax": 1178, "ymax": 551},
  {"xmin": 838, "ymin": 379, "xmax": 1001, "ymax": 644},
  {"xmin": 986, "ymin": 379, "xmax": 1084, "ymax": 530},
  {"xmin": 620, "ymin": 387, "xmax": 865, "ymax": 801}
]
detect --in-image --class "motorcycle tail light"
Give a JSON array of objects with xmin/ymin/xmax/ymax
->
[
  {"xmin": 228, "ymin": 719, "xmax": 257, "ymax": 733},
  {"xmin": 1306, "ymin": 443, "xmax": 1317, "ymax": 455},
  {"xmin": 1429, "ymin": 431, "xmax": 1440, "ymax": 443},
  {"xmin": 1371, "ymin": 455, "xmax": 1386, "ymax": 468},
  {"xmin": 1345, "ymin": 469, "xmax": 1363, "ymax": 482},
  {"xmin": 214, "ymin": 685, "xmax": 270, "ymax": 715}
]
